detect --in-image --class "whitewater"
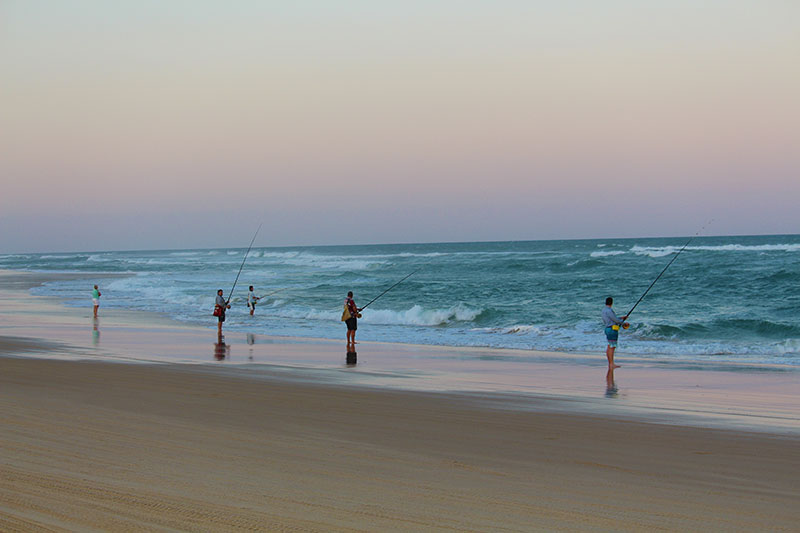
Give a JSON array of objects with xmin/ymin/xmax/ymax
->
[{"xmin": 2, "ymin": 234, "xmax": 799, "ymax": 365}]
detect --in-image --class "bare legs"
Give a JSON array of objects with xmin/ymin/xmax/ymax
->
[{"xmin": 606, "ymin": 344, "xmax": 621, "ymax": 369}]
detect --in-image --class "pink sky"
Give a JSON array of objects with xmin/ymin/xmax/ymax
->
[{"xmin": 1, "ymin": 1, "xmax": 798, "ymax": 252}]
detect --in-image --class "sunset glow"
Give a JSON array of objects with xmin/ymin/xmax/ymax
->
[{"xmin": 2, "ymin": 1, "xmax": 798, "ymax": 251}]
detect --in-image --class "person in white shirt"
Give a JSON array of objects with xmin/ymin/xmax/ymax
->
[{"xmin": 247, "ymin": 286, "xmax": 260, "ymax": 316}]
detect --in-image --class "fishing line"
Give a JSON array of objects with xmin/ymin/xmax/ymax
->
[
  {"xmin": 226, "ymin": 223, "xmax": 262, "ymax": 303},
  {"xmin": 360, "ymin": 269, "xmax": 420, "ymax": 311},
  {"xmin": 625, "ymin": 220, "xmax": 712, "ymax": 320}
]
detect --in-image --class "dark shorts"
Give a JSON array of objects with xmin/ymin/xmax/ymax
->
[
  {"xmin": 604, "ymin": 326, "xmax": 618, "ymax": 347},
  {"xmin": 345, "ymin": 317, "xmax": 357, "ymax": 331},
  {"xmin": 248, "ymin": 302, "xmax": 256, "ymax": 309},
  {"xmin": 218, "ymin": 312, "xmax": 226, "ymax": 323}
]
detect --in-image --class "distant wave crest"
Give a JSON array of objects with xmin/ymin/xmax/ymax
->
[
  {"xmin": 631, "ymin": 243, "xmax": 800, "ymax": 258},
  {"xmin": 590, "ymin": 250, "xmax": 626, "ymax": 257}
]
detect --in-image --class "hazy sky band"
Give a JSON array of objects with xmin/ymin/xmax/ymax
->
[{"xmin": 1, "ymin": 1, "xmax": 798, "ymax": 251}]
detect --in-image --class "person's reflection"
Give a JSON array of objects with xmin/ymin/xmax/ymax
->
[
  {"xmin": 214, "ymin": 338, "xmax": 230, "ymax": 361},
  {"xmin": 92, "ymin": 317, "xmax": 100, "ymax": 346},
  {"xmin": 346, "ymin": 347, "xmax": 357, "ymax": 367},
  {"xmin": 246, "ymin": 333, "xmax": 255, "ymax": 361},
  {"xmin": 605, "ymin": 367, "xmax": 618, "ymax": 398}
]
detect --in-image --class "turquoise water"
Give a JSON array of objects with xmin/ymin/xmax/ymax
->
[{"xmin": 3, "ymin": 234, "xmax": 799, "ymax": 365}]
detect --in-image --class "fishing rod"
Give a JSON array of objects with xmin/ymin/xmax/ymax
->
[
  {"xmin": 226, "ymin": 223, "xmax": 262, "ymax": 304},
  {"xmin": 360, "ymin": 269, "xmax": 420, "ymax": 311},
  {"xmin": 258, "ymin": 287, "xmax": 287, "ymax": 300},
  {"xmin": 624, "ymin": 221, "xmax": 712, "ymax": 320}
]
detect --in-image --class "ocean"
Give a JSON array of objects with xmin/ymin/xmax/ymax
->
[{"xmin": 3, "ymin": 234, "xmax": 799, "ymax": 366}]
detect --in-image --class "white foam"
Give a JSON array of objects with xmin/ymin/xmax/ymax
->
[
  {"xmin": 274, "ymin": 303, "xmax": 483, "ymax": 327},
  {"xmin": 471, "ymin": 324, "xmax": 543, "ymax": 335},
  {"xmin": 590, "ymin": 250, "xmax": 626, "ymax": 257},
  {"xmin": 86, "ymin": 254, "xmax": 113, "ymax": 262},
  {"xmin": 631, "ymin": 243, "xmax": 800, "ymax": 258},
  {"xmin": 775, "ymin": 339, "xmax": 800, "ymax": 355},
  {"xmin": 239, "ymin": 269, "xmax": 278, "ymax": 278},
  {"xmin": 286, "ymin": 258, "xmax": 385, "ymax": 270},
  {"xmin": 260, "ymin": 252, "xmax": 388, "ymax": 270},
  {"xmin": 362, "ymin": 304, "xmax": 483, "ymax": 326},
  {"xmin": 257, "ymin": 251, "xmax": 301, "ymax": 259},
  {"xmin": 630, "ymin": 246, "xmax": 676, "ymax": 258}
]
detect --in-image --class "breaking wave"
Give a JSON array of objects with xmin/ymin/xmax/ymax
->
[
  {"xmin": 631, "ymin": 243, "xmax": 800, "ymax": 258},
  {"xmin": 276, "ymin": 304, "xmax": 484, "ymax": 327},
  {"xmin": 590, "ymin": 250, "xmax": 626, "ymax": 257}
]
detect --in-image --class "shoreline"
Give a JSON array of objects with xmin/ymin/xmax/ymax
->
[
  {"xmin": 1, "ymin": 269, "xmax": 798, "ymax": 436},
  {"xmin": 5, "ymin": 267, "xmax": 799, "ymax": 370}
]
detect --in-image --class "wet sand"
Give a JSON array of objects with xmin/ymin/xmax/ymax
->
[
  {"xmin": 1, "ymin": 356, "xmax": 798, "ymax": 531},
  {"xmin": 1, "ymin": 270, "xmax": 799, "ymax": 530}
]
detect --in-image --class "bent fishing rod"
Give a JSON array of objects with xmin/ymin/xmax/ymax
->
[
  {"xmin": 360, "ymin": 269, "xmax": 420, "ymax": 311},
  {"xmin": 624, "ymin": 221, "xmax": 712, "ymax": 320},
  {"xmin": 226, "ymin": 223, "xmax": 262, "ymax": 304}
]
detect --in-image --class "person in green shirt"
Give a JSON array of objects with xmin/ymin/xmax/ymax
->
[{"xmin": 92, "ymin": 285, "xmax": 101, "ymax": 318}]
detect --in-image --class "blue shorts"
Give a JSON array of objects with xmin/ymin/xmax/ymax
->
[{"xmin": 605, "ymin": 326, "xmax": 618, "ymax": 347}]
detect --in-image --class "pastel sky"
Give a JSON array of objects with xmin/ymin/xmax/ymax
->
[{"xmin": 2, "ymin": 1, "xmax": 798, "ymax": 252}]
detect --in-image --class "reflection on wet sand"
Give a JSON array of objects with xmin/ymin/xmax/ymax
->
[
  {"xmin": 92, "ymin": 317, "xmax": 100, "ymax": 346},
  {"xmin": 346, "ymin": 347, "xmax": 357, "ymax": 367},
  {"xmin": 605, "ymin": 367, "xmax": 618, "ymax": 398},
  {"xmin": 247, "ymin": 333, "xmax": 255, "ymax": 361},
  {"xmin": 214, "ymin": 339, "xmax": 230, "ymax": 361}
]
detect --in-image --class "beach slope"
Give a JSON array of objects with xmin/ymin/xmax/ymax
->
[{"xmin": 1, "ymin": 356, "xmax": 798, "ymax": 531}]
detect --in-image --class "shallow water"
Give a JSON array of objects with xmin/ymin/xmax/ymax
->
[{"xmin": 3, "ymin": 234, "xmax": 799, "ymax": 365}]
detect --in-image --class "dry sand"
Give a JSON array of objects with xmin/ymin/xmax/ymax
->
[{"xmin": 1, "ymin": 356, "xmax": 798, "ymax": 532}]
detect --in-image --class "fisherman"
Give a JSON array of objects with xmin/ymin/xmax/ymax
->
[
  {"xmin": 215, "ymin": 289, "xmax": 231, "ymax": 338},
  {"xmin": 247, "ymin": 285, "xmax": 260, "ymax": 316},
  {"xmin": 342, "ymin": 291, "xmax": 362, "ymax": 346},
  {"xmin": 92, "ymin": 285, "xmax": 101, "ymax": 318},
  {"xmin": 602, "ymin": 297, "xmax": 629, "ymax": 369}
]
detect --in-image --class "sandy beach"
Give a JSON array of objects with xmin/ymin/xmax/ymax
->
[
  {"xmin": 1, "ymin": 270, "xmax": 799, "ymax": 531},
  {"xmin": 5, "ymin": 0, "xmax": 800, "ymax": 528},
  {"xmin": 2, "ymin": 357, "xmax": 799, "ymax": 531}
]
